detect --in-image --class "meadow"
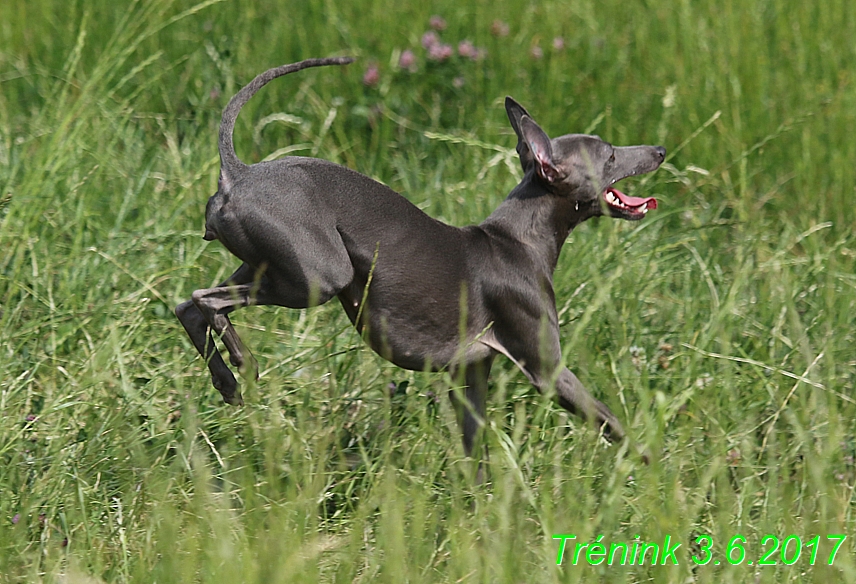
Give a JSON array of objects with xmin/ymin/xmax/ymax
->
[{"xmin": 1, "ymin": 0, "xmax": 855, "ymax": 581}]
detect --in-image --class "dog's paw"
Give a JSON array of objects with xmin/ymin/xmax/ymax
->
[
  {"xmin": 237, "ymin": 353, "xmax": 259, "ymax": 382},
  {"xmin": 211, "ymin": 371, "xmax": 242, "ymax": 405},
  {"xmin": 223, "ymin": 392, "xmax": 244, "ymax": 406}
]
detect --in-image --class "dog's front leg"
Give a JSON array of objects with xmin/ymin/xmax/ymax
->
[
  {"xmin": 449, "ymin": 356, "xmax": 494, "ymax": 483},
  {"xmin": 487, "ymin": 324, "xmax": 626, "ymax": 442},
  {"xmin": 553, "ymin": 367, "xmax": 625, "ymax": 442},
  {"xmin": 485, "ymin": 301, "xmax": 626, "ymax": 442}
]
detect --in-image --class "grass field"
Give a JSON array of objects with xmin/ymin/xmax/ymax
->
[{"xmin": 1, "ymin": 0, "xmax": 855, "ymax": 581}]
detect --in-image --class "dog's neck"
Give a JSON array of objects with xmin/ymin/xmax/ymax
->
[{"xmin": 480, "ymin": 172, "xmax": 592, "ymax": 271}]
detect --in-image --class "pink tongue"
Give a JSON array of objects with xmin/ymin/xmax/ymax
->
[{"xmin": 612, "ymin": 188, "xmax": 658, "ymax": 210}]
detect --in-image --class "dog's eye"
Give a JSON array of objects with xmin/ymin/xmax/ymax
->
[{"xmin": 609, "ymin": 151, "xmax": 615, "ymax": 162}]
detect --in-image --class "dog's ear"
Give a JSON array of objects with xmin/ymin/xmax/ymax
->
[
  {"xmin": 519, "ymin": 115, "xmax": 562, "ymax": 183},
  {"xmin": 505, "ymin": 97, "xmax": 536, "ymax": 171},
  {"xmin": 505, "ymin": 96, "xmax": 531, "ymax": 137}
]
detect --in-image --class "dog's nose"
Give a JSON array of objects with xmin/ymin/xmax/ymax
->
[{"xmin": 655, "ymin": 146, "xmax": 666, "ymax": 160}]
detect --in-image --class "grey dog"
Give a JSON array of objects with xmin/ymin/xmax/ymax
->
[{"xmin": 175, "ymin": 57, "xmax": 665, "ymax": 461}]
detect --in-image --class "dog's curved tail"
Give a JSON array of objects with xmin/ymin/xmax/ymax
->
[{"xmin": 218, "ymin": 56, "xmax": 354, "ymax": 187}]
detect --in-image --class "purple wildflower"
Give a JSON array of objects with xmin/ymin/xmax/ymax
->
[
  {"xmin": 530, "ymin": 45, "xmax": 544, "ymax": 60},
  {"xmin": 552, "ymin": 37, "xmax": 565, "ymax": 51},
  {"xmin": 428, "ymin": 43, "xmax": 454, "ymax": 62},
  {"xmin": 362, "ymin": 64, "xmax": 380, "ymax": 87},
  {"xmin": 429, "ymin": 15, "xmax": 447, "ymax": 31},
  {"xmin": 458, "ymin": 40, "xmax": 477, "ymax": 59},
  {"xmin": 421, "ymin": 30, "xmax": 440, "ymax": 49},
  {"xmin": 490, "ymin": 20, "xmax": 510, "ymax": 37},
  {"xmin": 398, "ymin": 49, "xmax": 417, "ymax": 71},
  {"xmin": 12, "ymin": 514, "xmax": 20, "ymax": 524}
]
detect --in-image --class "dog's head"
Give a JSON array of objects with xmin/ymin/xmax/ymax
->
[{"xmin": 506, "ymin": 97, "xmax": 665, "ymax": 221}]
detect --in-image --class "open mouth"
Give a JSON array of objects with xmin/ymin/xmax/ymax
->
[{"xmin": 603, "ymin": 187, "xmax": 658, "ymax": 220}]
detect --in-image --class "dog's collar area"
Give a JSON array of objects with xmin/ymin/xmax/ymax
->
[{"xmin": 604, "ymin": 187, "xmax": 657, "ymax": 217}]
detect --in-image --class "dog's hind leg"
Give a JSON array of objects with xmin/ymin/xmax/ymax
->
[
  {"xmin": 189, "ymin": 263, "xmax": 263, "ymax": 376},
  {"xmin": 175, "ymin": 264, "xmax": 259, "ymax": 404},
  {"xmin": 175, "ymin": 296, "xmax": 243, "ymax": 404}
]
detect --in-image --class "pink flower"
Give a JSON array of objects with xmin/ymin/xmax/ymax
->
[
  {"xmin": 398, "ymin": 49, "xmax": 417, "ymax": 71},
  {"xmin": 362, "ymin": 64, "xmax": 380, "ymax": 87},
  {"xmin": 530, "ymin": 45, "xmax": 544, "ymax": 60},
  {"xmin": 490, "ymin": 20, "xmax": 510, "ymax": 37},
  {"xmin": 453, "ymin": 76, "xmax": 465, "ymax": 88},
  {"xmin": 552, "ymin": 37, "xmax": 565, "ymax": 51},
  {"xmin": 428, "ymin": 43, "xmax": 454, "ymax": 61},
  {"xmin": 458, "ymin": 40, "xmax": 477, "ymax": 59},
  {"xmin": 422, "ymin": 31, "xmax": 440, "ymax": 49},
  {"xmin": 429, "ymin": 15, "xmax": 447, "ymax": 31}
]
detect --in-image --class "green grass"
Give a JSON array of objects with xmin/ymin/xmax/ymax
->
[{"xmin": 1, "ymin": 0, "xmax": 855, "ymax": 582}]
